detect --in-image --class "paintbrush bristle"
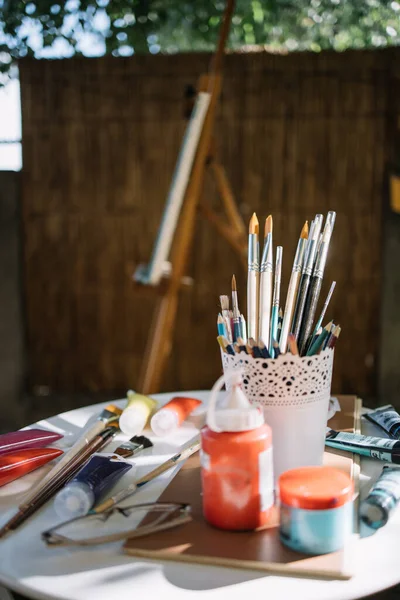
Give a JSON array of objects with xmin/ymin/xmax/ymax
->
[
  {"xmin": 217, "ymin": 314, "xmax": 224, "ymax": 324},
  {"xmin": 232, "ymin": 274, "xmax": 237, "ymax": 291},
  {"xmin": 300, "ymin": 221, "xmax": 308, "ymax": 239},
  {"xmin": 219, "ymin": 295, "xmax": 229, "ymax": 311},
  {"xmin": 129, "ymin": 435, "xmax": 153, "ymax": 449},
  {"xmin": 264, "ymin": 214, "xmax": 273, "ymax": 237},
  {"xmin": 249, "ymin": 212, "xmax": 259, "ymax": 235}
]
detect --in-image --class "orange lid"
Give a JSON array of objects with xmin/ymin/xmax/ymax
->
[{"xmin": 278, "ymin": 466, "xmax": 353, "ymax": 510}]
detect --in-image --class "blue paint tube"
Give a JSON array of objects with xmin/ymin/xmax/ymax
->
[
  {"xmin": 364, "ymin": 405, "xmax": 400, "ymax": 439},
  {"xmin": 54, "ymin": 454, "xmax": 133, "ymax": 519},
  {"xmin": 360, "ymin": 465, "xmax": 400, "ymax": 529},
  {"xmin": 325, "ymin": 429, "xmax": 400, "ymax": 463}
]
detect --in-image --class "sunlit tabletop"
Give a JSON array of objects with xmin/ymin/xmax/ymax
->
[{"xmin": 0, "ymin": 391, "xmax": 399, "ymax": 600}]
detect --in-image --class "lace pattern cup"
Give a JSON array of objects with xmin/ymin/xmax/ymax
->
[{"xmin": 221, "ymin": 349, "xmax": 334, "ymax": 481}]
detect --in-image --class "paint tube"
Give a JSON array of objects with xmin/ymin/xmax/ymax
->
[
  {"xmin": 119, "ymin": 390, "xmax": 158, "ymax": 436},
  {"xmin": 325, "ymin": 429, "xmax": 400, "ymax": 463},
  {"xmin": 151, "ymin": 397, "xmax": 202, "ymax": 437},
  {"xmin": 0, "ymin": 429, "xmax": 63, "ymax": 456},
  {"xmin": 364, "ymin": 405, "xmax": 400, "ymax": 439},
  {"xmin": 53, "ymin": 454, "xmax": 133, "ymax": 519},
  {"xmin": 0, "ymin": 448, "xmax": 63, "ymax": 487},
  {"xmin": 360, "ymin": 465, "xmax": 400, "ymax": 529}
]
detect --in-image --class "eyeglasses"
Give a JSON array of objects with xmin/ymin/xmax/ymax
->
[{"xmin": 42, "ymin": 502, "xmax": 192, "ymax": 547}]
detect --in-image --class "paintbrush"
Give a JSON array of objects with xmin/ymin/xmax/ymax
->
[
  {"xmin": 279, "ymin": 221, "xmax": 308, "ymax": 353},
  {"xmin": 269, "ymin": 246, "xmax": 283, "ymax": 356},
  {"xmin": 298, "ymin": 218, "xmax": 334, "ymax": 354},
  {"xmin": 291, "ymin": 215, "xmax": 323, "ymax": 341},
  {"xmin": 231, "ymin": 275, "xmax": 241, "ymax": 342},
  {"xmin": 259, "ymin": 215, "xmax": 273, "ymax": 344},
  {"xmin": 240, "ymin": 314, "xmax": 247, "ymax": 343},
  {"xmin": 20, "ymin": 404, "xmax": 122, "ymax": 507},
  {"xmin": 93, "ymin": 437, "xmax": 201, "ymax": 513},
  {"xmin": 308, "ymin": 281, "xmax": 336, "ymax": 350},
  {"xmin": 0, "ymin": 426, "xmax": 118, "ymax": 537},
  {"xmin": 113, "ymin": 435, "xmax": 153, "ymax": 459},
  {"xmin": 247, "ymin": 213, "xmax": 260, "ymax": 340}
]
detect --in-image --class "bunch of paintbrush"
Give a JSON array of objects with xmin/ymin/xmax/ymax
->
[
  {"xmin": 0, "ymin": 404, "xmax": 123, "ymax": 537},
  {"xmin": 217, "ymin": 211, "xmax": 340, "ymax": 358},
  {"xmin": 0, "ymin": 424, "xmax": 119, "ymax": 536}
]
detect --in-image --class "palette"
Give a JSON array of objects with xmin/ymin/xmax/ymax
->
[{"xmin": 124, "ymin": 395, "xmax": 361, "ymax": 580}]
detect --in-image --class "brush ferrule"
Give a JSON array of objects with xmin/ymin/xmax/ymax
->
[
  {"xmin": 260, "ymin": 233, "xmax": 272, "ymax": 268},
  {"xmin": 313, "ymin": 241, "xmax": 329, "ymax": 278},
  {"xmin": 292, "ymin": 238, "xmax": 307, "ymax": 274},
  {"xmin": 248, "ymin": 234, "xmax": 259, "ymax": 271}
]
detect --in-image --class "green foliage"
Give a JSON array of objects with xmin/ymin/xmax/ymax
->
[{"xmin": 1, "ymin": 0, "xmax": 400, "ymax": 81}]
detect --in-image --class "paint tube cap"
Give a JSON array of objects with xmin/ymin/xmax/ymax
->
[
  {"xmin": 151, "ymin": 410, "xmax": 179, "ymax": 437},
  {"xmin": 279, "ymin": 466, "xmax": 353, "ymax": 510},
  {"xmin": 119, "ymin": 407, "xmax": 149, "ymax": 437},
  {"xmin": 207, "ymin": 371, "xmax": 264, "ymax": 432},
  {"xmin": 54, "ymin": 482, "xmax": 95, "ymax": 520}
]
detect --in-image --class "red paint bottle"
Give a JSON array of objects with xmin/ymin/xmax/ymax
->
[{"xmin": 201, "ymin": 372, "xmax": 274, "ymax": 531}]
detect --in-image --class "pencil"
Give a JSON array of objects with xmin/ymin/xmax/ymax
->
[
  {"xmin": 288, "ymin": 333, "xmax": 299, "ymax": 355},
  {"xmin": 259, "ymin": 215, "xmax": 273, "ymax": 344},
  {"xmin": 236, "ymin": 337, "xmax": 248, "ymax": 353},
  {"xmin": 291, "ymin": 215, "xmax": 323, "ymax": 341},
  {"xmin": 217, "ymin": 314, "xmax": 227, "ymax": 337},
  {"xmin": 279, "ymin": 221, "xmax": 308, "ymax": 353},
  {"xmin": 257, "ymin": 339, "xmax": 271, "ymax": 359},
  {"xmin": 298, "ymin": 220, "xmax": 333, "ymax": 354},
  {"xmin": 328, "ymin": 325, "xmax": 341, "ymax": 349},
  {"xmin": 323, "ymin": 321, "xmax": 336, "ymax": 349},
  {"xmin": 217, "ymin": 335, "xmax": 235, "ymax": 355},
  {"xmin": 249, "ymin": 338, "xmax": 263, "ymax": 358},
  {"xmin": 306, "ymin": 321, "xmax": 333, "ymax": 356},
  {"xmin": 269, "ymin": 246, "xmax": 283, "ymax": 356}
]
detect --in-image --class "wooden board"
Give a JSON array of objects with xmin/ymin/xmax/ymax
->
[{"xmin": 124, "ymin": 395, "xmax": 361, "ymax": 580}]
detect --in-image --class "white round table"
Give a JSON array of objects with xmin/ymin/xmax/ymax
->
[{"xmin": 0, "ymin": 391, "xmax": 399, "ymax": 600}]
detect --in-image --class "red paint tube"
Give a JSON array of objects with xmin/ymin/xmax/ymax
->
[
  {"xmin": 150, "ymin": 397, "xmax": 202, "ymax": 437},
  {"xmin": 0, "ymin": 448, "xmax": 64, "ymax": 487},
  {"xmin": 0, "ymin": 429, "xmax": 63, "ymax": 456}
]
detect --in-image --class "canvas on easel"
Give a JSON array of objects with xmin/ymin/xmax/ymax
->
[{"xmin": 134, "ymin": 0, "xmax": 247, "ymax": 395}]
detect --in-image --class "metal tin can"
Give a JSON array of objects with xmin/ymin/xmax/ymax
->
[{"xmin": 278, "ymin": 466, "xmax": 353, "ymax": 554}]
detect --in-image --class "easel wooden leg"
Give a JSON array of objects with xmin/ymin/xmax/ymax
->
[{"xmin": 210, "ymin": 160, "xmax": 246, "ymax": 239}]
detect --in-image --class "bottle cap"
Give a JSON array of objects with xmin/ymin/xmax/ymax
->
[
  {"xmin": 279, "ymin": 466, "xmax": 353, "ymax": 510},
  {"xmin": 207, "ymin": 371, "xmax": 264, "ymax": 433},
  {"xmin": 54, "ymin": 482, "xmax": 95, "ymax": 519},
  {"xmin": 151, "ymin": 410, "xmax": 179, "ymax": 437}
]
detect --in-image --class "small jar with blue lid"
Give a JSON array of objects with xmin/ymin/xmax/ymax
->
[{"xmin": 278, "ymin": 466, "xmax": 354, "ymax": 555}]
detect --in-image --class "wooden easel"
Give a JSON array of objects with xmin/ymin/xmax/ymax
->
[{"xmin": 139, "ymin": 0, "xmax": 246, "ymax": 394}]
